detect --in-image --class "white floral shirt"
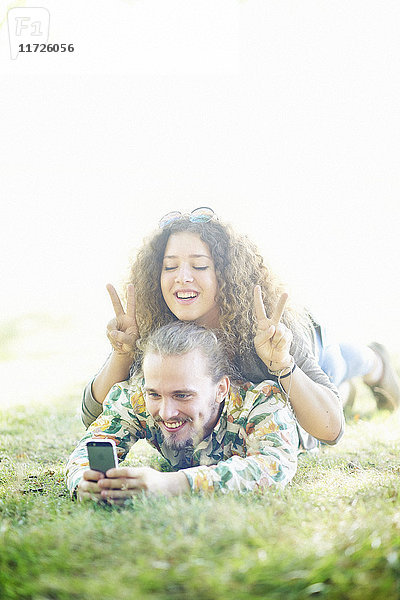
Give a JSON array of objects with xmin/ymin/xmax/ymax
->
[{"xmin": 66, "ymin": 378, "xmax": 299, "ymax": 495}]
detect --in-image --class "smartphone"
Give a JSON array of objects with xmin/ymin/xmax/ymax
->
[{"xmin": 86, "ymin": 439, "xmax": 118, "ymax": 474}]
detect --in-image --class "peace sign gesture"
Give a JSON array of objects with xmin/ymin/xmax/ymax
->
[
  {"xmin": 106, "ymin": 283, "xmax": 139, "ymax": 359},
  {"xmin": 253, "ymin": 286, "xmax": 293, "ymax": 371}
]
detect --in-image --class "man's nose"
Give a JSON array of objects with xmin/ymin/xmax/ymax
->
[
  {"xmin": 158, "ymin": 399, "xmax": 180, "ymax": 421},
  {"xmin": 175, "ymin": 263, "xmax": 194, "ymax": 284}
]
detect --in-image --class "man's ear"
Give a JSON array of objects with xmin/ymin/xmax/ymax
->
[{"xmin": 216, "ymin": 376, "xmax": 230, "ymax": 404}]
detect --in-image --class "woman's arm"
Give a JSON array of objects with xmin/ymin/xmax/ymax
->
[
  {"xmin": 91, "ymin": 351, "xmax": 134, "ymax": 405},
  {"xmin": 279, "ymin": 365, "xmax": 343, "ymax": 443},
  {"xmin": 81, "ymin": 284, "xmax": 139, "ymax": 426},
  {"xmin": 253, "ymin": 286, "xmax": 343, "ymax": 444},
  {"xmin": 82, "ymin": 353, "xmax": 135, "ymax": 429},
  {"xmin": 92, "ymin": 283, "xmax": 138, "ymax": 404}
]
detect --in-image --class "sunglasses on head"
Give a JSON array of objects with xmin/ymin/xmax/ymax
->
[{"xmin": 158, "ymin": 207, "xmax": 216, "ymax": 229}]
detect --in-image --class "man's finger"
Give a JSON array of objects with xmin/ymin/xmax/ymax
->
[
  {"xmin": 270, "ymin": 293, "xmax": 288, "ymax": 326},
  {"xmin": 83, "ymin": 469, "xmax": 104, "ymax": 482},
  {"xmin": 106, "ymin": 284, "xmax": 125, "ymax": 318},
  {"xmin": 126, "ymin": 284, "xmax": 136, "ymax": 318},
  {"xmin": 81, "ymin": 481, "xmax": 102, "ymax": 494},
  {"xmin": 254, "ymin": 286, "xmax": 267, "ymax": 322},
  {"xmin": 106, "ymin": 467, "xmax": 138, "ymax": 479},
  {"xmin": 78, "ymin": 491, "xmax": 102, "ymax": 502},
  {"xmin": 100, "ymin": 489, "xmax": 140, "ymax": 500},
  {"xmin": 98, "ymin": 477, "xmax": 129, "ymax": 490}
]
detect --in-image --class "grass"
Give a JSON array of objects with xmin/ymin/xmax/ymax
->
[{"xmin": 1, "ymin": 378, "xmax": 400, "ymax": 599}]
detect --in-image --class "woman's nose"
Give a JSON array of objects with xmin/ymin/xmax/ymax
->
[{"xmin": 175, "ymin": 263, "xmax": 194, "ymax": 284}]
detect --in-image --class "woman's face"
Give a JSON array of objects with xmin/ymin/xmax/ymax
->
[{"xmin": 160, "ymin": 232, "xmax": 219, "ymax": 328}]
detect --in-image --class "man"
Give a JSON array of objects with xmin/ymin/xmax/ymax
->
[{"xmin": 66, "ymin": 322, "xmax": 299, "ymax": 500}]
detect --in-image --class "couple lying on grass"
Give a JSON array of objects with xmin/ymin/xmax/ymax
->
[{"xmin": 66, "ymin": 208, "xmax": 400, "ymax": 500}]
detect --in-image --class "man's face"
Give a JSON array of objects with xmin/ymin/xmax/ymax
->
[{"xmin": 143, "ymin": 349, "xmax": 228, "ymax": 450}]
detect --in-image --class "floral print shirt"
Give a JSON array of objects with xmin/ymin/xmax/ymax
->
[{"xmin": 66, "ymin": 378, "xmax": 299, "ymax": 495}]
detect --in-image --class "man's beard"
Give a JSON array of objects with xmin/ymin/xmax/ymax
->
[
  {"xmin": 157, "ymin": 427, "xmax": 195, "ymax": 468},
  {"xmin": 161, "ymin": 421, "xmax": 200, "ymax": 450},
  {"xmin": 157, "ymin": 397, "xmax": 222, "ymax": 465},
  {"xmin": 176, "ymin": 439, "xmax": 196, "ymax": 469}
]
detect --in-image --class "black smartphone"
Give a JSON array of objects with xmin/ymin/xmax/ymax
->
[{"xmin": 86, "ymin": 439, "xmax": 118, "ymax": 474}]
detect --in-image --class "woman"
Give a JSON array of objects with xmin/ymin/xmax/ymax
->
[{"xmin": 81, "ymin": 208, "xmax": 398, "ymax": 447}]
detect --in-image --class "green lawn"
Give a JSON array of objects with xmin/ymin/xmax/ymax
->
[{"xmin": 1, "ymin": 380, "xmax": 400, "ymax": 599}]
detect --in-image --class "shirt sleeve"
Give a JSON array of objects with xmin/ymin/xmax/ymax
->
[
  {"xmin": 183, "ymin": 390, "xmax": 299, "ymax": 494},
  {"xmin": 291, "ymin": 330, "xmax": 341, "ymax": 401},
  {"xmin": 66, "ymin": 382, "xmax": 146, "ymax": 497},
  {"xmin": 81, "ymin": 378, "xmax": 103, "ymax": 428}
]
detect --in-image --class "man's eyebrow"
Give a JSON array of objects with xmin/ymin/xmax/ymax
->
[
  {"xmin": 163, "ymin": 254, "xmax": 211, "ymax": 259},
  {"xmin": 144, "ymin": 387, "xmax": 196, "ymax": 394}
]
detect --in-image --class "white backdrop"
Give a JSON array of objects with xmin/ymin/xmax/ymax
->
[{"xmin": 1, "ymin": 0, "xmax": 399, "ymax": 358}]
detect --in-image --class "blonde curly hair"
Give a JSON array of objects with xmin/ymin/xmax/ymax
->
[{"xmin": 125, "ymin": 217, "xmax": 311, "ymax": 360}]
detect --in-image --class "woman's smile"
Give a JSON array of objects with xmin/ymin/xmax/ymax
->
[{"xmin": 174, "ymin": 289, "xmax": 199, "ymax": 303}]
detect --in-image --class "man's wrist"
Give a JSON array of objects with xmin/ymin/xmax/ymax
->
[{"xmin": 167, "ymin": 471, "xmax": 190, "ymax": 495}]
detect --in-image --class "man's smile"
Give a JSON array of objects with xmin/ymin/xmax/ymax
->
[{"xmin": 159, "ymin": 419, "xmax": 189, "ymax": 432}]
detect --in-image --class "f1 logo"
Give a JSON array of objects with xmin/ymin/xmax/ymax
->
[{"xmin": 7, "ymin": 7, "xmax": 50, "ymax": 59}]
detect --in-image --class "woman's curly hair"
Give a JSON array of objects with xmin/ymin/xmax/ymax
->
[{"xmin": 125, "ymin": 217, "xmax": 311, "ymax": 360}]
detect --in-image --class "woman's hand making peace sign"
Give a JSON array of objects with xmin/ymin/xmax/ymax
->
[
  {"xmin": 253, "ymin": 285, "xmax": 293, "ymax": 372},
  {"xmin": 106, "ymin": 283, "xmax": 139, "ymax": 359}
]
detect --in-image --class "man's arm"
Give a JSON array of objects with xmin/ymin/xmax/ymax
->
[
  {"xmin": 96, "ymin": 467, "xmax": 190, "ymax": 502},
  {"xmin": 66, "ymin": 380, "xmax": 146, "ymax": 497}
]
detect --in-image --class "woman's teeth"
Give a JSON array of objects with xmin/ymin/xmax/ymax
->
[{"xmin": 176, "ymin": 292, "xmax": 197, "ymax": 299}]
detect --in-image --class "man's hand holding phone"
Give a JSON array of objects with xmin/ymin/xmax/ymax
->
[
  {"xmin": 77, "ymin": 438, "xmax": 190, "ymax": 502},
  {"xmin": 77, "ymin": 469, "xmax": 106, "ymax": 502},
  {"xmin": 77, "ymin": 439, "xmax": 118, "ymax": 502}
]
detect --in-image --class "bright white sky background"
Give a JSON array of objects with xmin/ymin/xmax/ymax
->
[{"xmin": 0, "ymin": 0, "xmax": 399, "ymax": 383}]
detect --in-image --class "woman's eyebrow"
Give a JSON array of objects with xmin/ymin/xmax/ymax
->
[{"xmin": 163, "ymin": 254, "xmax": 211, "ymax": 259}]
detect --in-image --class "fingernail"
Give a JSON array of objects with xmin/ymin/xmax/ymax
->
[{"xmin": 111, "ymin": 331, "xmax": 118, "ymax": 338}]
